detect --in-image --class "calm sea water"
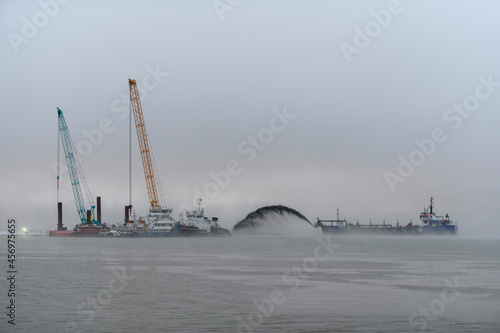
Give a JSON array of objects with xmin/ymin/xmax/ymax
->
[{"xmin": 1, "ymin": 232, "xmax": 499, "ymax": 332}]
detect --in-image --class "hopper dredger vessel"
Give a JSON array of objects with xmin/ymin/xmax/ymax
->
[
  {"xmin": 103, "ymin": 198, "xmax": 230, "ymax": 237},
  {"xmin": 102, "ymin": 206, "xmax": 176, "ymax": 237},
  {"xmin": 316, "ymin": 197, "xmax": 457, "ymax": 235}
]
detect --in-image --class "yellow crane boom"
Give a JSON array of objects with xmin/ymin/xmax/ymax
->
[{"xmin": 129, "ymin": 78, "xmax": 160, "ymax": 209}]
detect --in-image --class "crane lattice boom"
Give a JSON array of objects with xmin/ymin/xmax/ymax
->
[
  {"xmin": 129, "ymin": 79, "xmax": 161, "ymax": 209},
  {"xmin": 57, "ymin": 108, "xmax": 93, "ymax": 224}
]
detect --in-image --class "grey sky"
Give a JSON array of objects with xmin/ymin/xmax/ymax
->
[{"xmin": 1, "ymin": 0, "xmax": 499, "ymax": 238}]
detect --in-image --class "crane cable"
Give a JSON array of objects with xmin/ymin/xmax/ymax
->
[
  {"xmin": 57, "ymin": 118, "xmax": 60, "ymax": 203},
  {"xmin": 67, "ymin": 129, "xmax": 95, "ymax": 213}
]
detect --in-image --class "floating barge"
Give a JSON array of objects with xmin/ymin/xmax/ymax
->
[{"xmin": 49, "ymin": 230, "xmax": 72, "ymax": 236}]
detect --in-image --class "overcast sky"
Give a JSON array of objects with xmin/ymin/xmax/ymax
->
[{"xmin": 1, "ymin": 0, "xmax": 499, "ymax": 237}]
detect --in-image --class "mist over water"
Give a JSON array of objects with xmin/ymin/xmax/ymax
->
[
  {"xmin": 9, "ymin": 235, "xmax": 500, "ymax": 332},
  {"xmin": 233, "ymin": 205, "xmax": 313, "ymax": 233}
]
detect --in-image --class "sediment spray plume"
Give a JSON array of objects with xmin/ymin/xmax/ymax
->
[{"xmin": 233, "ymin": 205, "xmax": 313, "ymax": 231}]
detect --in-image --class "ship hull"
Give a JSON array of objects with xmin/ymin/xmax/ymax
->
[
  {"xmin": 210, "ymin": 226, "xmax": 231, "ymax": 236},
  {"xmin": 100, "ymin": 224, "xmax": 231, "ymax": 237},
  {"xmin": 422, "ymin": 223, "xmax": 457, "ymax": 235},
  {"xmin": 72, "ymin": 225, "xmax": 107, "ymax": 237},
  {"xmin": 319, "ymin": 225, "xmax": 347, "ymax": 234},
  {"xmin": 319, "ymin": 223, "xmax": 457, "ymax": 235},
  {"xmin": 49, "ymin": 230, "xmax": 73, "ymax": 237},
  {"xmin": 179, "ymin": 225, "xmax": 231, "ymax": 236},
  {"xmin": 319, "ymin": 225, "xmax": 423, "ymax": 235},
  {"xmin": 100, "ymin": 228, "xmax": 175, "ymax": 237}
]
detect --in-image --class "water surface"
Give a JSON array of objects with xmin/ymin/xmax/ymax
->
[{"xmin": 2, "ymin": 234, "xmax": 499, "ymax": 332}]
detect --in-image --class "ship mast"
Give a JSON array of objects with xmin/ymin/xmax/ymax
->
[{"xmin": 197, "ymin": 197, "xmax": 203, "ymax": 214}]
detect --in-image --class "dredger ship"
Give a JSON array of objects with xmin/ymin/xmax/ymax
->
[
  {"xmin": 102, "ymin": 198, "xmax": 230, "ymax": 237},
  {"xmin": 315, "ymin": 197, "xmax": 458, "ymax": 235}
]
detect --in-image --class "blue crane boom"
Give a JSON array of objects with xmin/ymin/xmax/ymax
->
[{"xmin": 57, "ymin": 107, "xmax": 95, "ymax": 224}]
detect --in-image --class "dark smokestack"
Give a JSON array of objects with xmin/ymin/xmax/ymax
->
[
  {"xmin": 57, "ymin": 202, "xmax": 63, "ymax": 231},
  {"xmin": 87, "ymin": 210, "xmax": 91, "ymax": 225},
  {"xmin": 125, "ymin": 205, "xmax": 130, "ymax": 223},
  {"xmin": 97, "ymin": 196, "xmax": 101, "ymax": 224}
]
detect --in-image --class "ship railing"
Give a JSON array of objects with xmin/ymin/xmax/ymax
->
[{"xmin": 350, "ymin": 224, "xmax": 393, "ymax": 228}]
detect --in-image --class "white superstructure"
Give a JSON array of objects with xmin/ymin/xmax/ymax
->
[
  {"xmin": 142, "ymin": 207, "xmax": 176, "ymax": 231},
  {"xmin": 180, "ymin": 197, "xmax": 219, "ymax": 233},
  {"xmin": 417, "ymin": 197, "xmax": 456, "ymax": 228}
]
